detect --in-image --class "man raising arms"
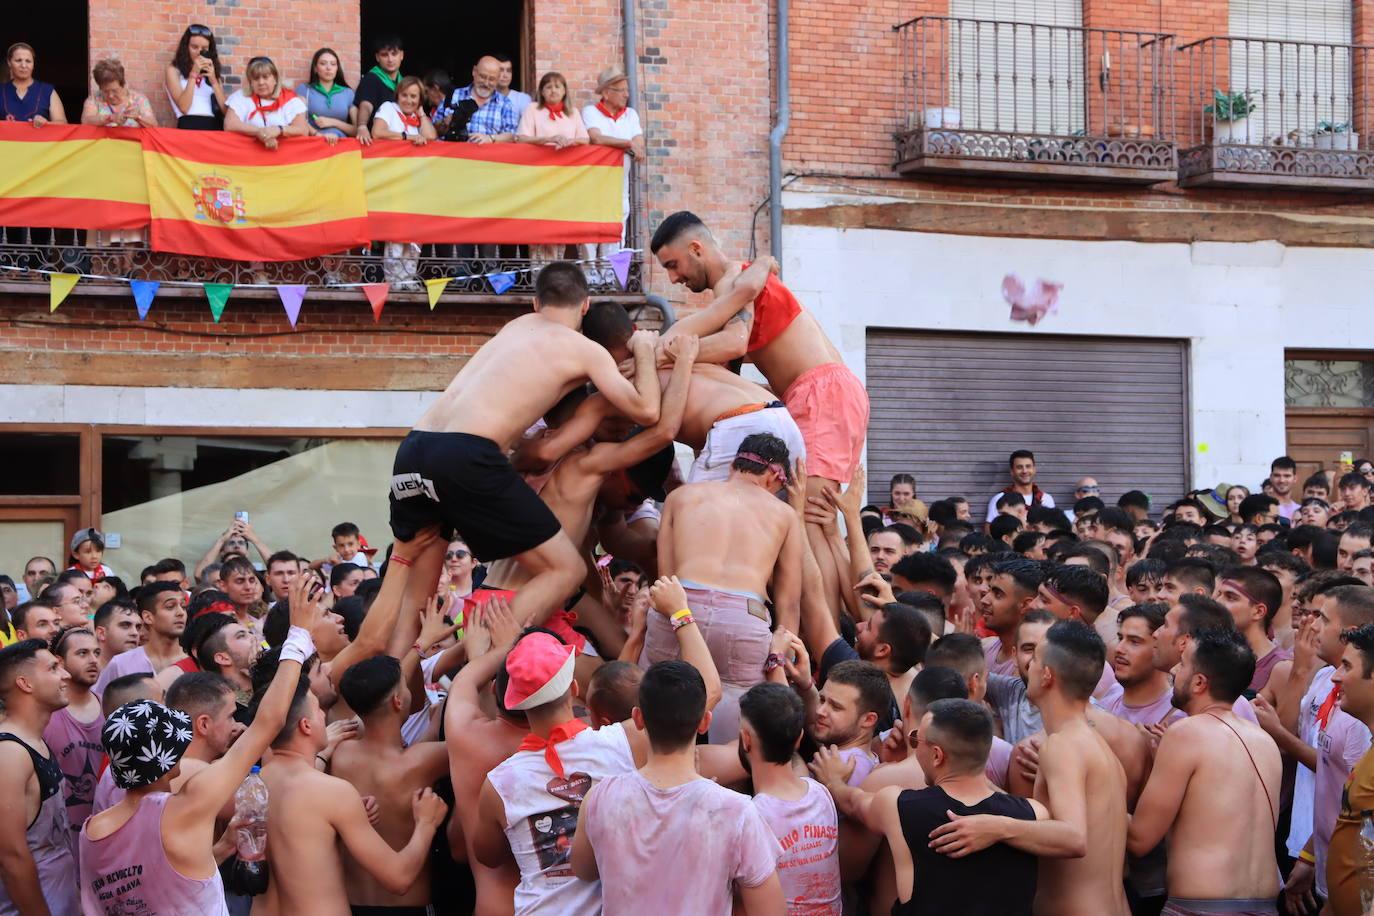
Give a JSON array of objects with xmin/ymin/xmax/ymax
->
[
  {"xmin": 389, "ymin": 262, "xmax": 661, "ymax": 631},
  {"xmin": 930, "ymin": 620, "xmax": 1129, "ymax": 916},
  {"xmin": 1128, "ymin": 628, "xmax": 1281, "ymax": 915}
]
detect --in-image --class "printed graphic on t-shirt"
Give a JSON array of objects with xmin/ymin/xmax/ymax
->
[
  {"xmin": 89, "ymin": 864, "xmax": 146, "ymax": 913},
  {"xmin": 528, "ymin": 805, "xmax": 579, "ymax": 875}
]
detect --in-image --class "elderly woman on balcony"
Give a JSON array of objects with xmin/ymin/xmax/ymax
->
[
  {"xmin": 581, "ymin": 65, "xmax": 643, "ymax": 284},
  {"xmin": 1, "ymin": 42, "xmax": 67, "ymax": 125},
  {"xmin": 82, "ymin": 59, "xmax": 157, "ymax": 128}
]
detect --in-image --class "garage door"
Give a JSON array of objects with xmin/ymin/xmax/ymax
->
[{"xmin": 865, "ymin": 330, "xmax": 1190, "ymax": 513}]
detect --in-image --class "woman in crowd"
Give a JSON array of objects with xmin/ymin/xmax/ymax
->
[
  {"xmin": 372, "ymin": 76, "xmax": 434, "ymax": 289},
  {"xmin": 296, "ymin": 48, "xmax": 357, "ymax": 139},
  {"xmin": 81, "ymin": 59, "xmax": 157, "ymax": 128},
  {"xmin": 1225, "ymin": 483, "xmax": 1250, "ymax": 525},
  {"xmin": 518, "ymin": 71, "xmax": 588, "ymax": 263},
  {"xmin": 0, "ymin": 42, "xmax": 66, "ymax": 124},
  {"xmin": 165, "ymin": 24, "xmax": 226, "ymax": 130},
  {"xmin": 225, "ymin": 57, "xmax": 310, "ymax": 150}
]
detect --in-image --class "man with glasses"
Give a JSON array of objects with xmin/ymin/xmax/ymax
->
[
  {"xmin": 1074, "ymin": 478, "xmax": 1101, "ymax": 501},
  {"xmin": 47, "ymin": 574, "xmax": 91, "ymax": 628}
]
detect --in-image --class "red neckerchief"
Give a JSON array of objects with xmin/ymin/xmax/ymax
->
[
  {"xmin": 518, "ymin": 720, "xmax": 588, "ymax": 779},
  {"xmin": 399, "ymin": 109, "xmax": 422, "ymax": 130},
  {"xmin": 545, "ymin": 102, "xmax": 566, "ymax": 120},
  {"xmin": 250, "ymin": 88, "xmax": 296, "ymax": 124},
  {"xmin": 1316, "ymin": 684, "xmax": 1340, "ymax": 731},
  {"xmin": 1003, "ymin": 484, "xmax": 1046, "ymax": 505},
  {"xmin": 595, "ymin": 101, "xmax": 626, "ymax": 122}
]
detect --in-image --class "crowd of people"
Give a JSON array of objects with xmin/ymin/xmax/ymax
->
[
  {"xmin": 3, "ymin": 209, "xmax": 1374, "ymax": 916},
  {"xmin": 0, "ymin": 30, "xmax": 644, "ymax": 287}
]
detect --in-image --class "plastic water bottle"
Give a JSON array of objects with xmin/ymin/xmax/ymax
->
[
  {"xmin": 1360, "ymin": 812, "xmax": 1374, "ymax": 913},
  {"xmin": 230, "ymin": 766, "xmax": 269, "ymax": 896}
]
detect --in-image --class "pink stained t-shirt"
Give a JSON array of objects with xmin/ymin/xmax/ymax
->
[
  {"xmin": 42, "ymin": 706, "xmax": 105, "ymax": 850},
  {"xmin": 581, "ymin": 771, "xmax": 781, "ymax": 916},
  {"xmin": 837, "ymin": 746, "xmax": 878, "ymax": 787},
  {"xmin": 751, "ymin": 778, "xmax": 841, "ymax": 915},
  {"xmin": 985, "ymin": 736, "xmax": 1014, "ymax": 789},
  {"xmin": 982, "ymin": 636, "xmax": 1019, "ymax": 679},
  {"xmin": 1100, "ymin": 683, "xmax": 1186, "ymax": 728}
]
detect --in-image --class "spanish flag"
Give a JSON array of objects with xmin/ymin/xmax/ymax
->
[
  {"xmin": 0, "ymin": 123, "xmax": 148, "ymax": 229},
  {"xmin": 363, "ymin": 143, "xmax": 624, "ymax": 245},
  {"xmin": 140, "ymin": 129, "xmax": 369, "ymax": 262}
]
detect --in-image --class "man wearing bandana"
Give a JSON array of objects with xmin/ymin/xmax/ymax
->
[
  {"xmin": 645, "ymin": 433, "xmax": 803, "ymax": 742},
  {"xmin": 77, "ymin": 574, "xmax": 325, "ymax": 915}
]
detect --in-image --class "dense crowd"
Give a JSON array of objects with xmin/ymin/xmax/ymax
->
[{"xmin": 4, "ymin": 211, "xmax": 1374, "ymax": 916}]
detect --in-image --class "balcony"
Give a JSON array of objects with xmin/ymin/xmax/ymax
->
[
  {"xmin": 1178, "ymin": 37, "xmax": 1374, "ymax": 190},
  {"xmin": 894, "ymin": 16, "xmax": 1178, "ymax": 184}
]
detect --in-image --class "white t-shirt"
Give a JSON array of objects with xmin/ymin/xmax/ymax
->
[
  {"xmin": 375, "ymin": 101, "xmax": 423, "ymax": 138},
  {"xmin": 581, "ymin": 103, "xmax": 643, "ymax": 213},
  {"xmin": 169, "ymin": 73, "xmax": 215, "ymax": 118},
  {"xmin": 225, "ymin": 90, "xmax": 307, "ymax": 129},
  {"xmin": 986, "ymin": 489, "xmax": 1057, "ymax": 523}
]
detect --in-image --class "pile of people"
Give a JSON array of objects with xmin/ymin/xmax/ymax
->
[{"xmin": 3, "ymin": 210, "xmax": 1374, "ymax": 916}]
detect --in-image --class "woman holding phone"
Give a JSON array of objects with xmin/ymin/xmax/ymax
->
[{"xmin": 165, "ymin": 24, "xmax": 227, "ymax": 129}]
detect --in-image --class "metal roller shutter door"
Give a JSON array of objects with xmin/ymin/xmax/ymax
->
[{"xmin": 865, "ymin": 330, "xmax": 1190, "ymax": 512}]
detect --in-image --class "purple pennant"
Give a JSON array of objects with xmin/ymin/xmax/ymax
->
[
  {"xmin": 608, "ymin": 249, "xmax": 633, "ymax": 290},
  {"xmin": 276, "ymin": 285, "xmax": 307, "ymax": 328},
  {"xmin": 130, "ymin": 280, "xmax": 159, "ymax": 320}
]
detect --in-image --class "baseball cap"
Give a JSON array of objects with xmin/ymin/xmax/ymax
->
[
  {"xmin": 70, "ymin": 528, "xmax": 104, "ymax": 553},
  {"xmin": 503, "ymin": 632, "xmax": 576, "ymax": 711}
]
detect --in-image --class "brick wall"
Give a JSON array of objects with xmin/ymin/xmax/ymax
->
[{"xmin": 89, "ymin": 0, "xmax": 359, "ymax": 126}]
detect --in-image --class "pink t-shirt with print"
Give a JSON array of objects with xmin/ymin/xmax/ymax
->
[{"xmin": 751, "ymin": 778, "xmax": 841, "ymax": 915}]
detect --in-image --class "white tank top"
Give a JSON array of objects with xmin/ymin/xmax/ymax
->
[
  {"xmin": 169, "ymin": 73, "xmax": 215, "ymax": 118},
  {"xmin": 486, "ymin": 722, "xmax": 635, "ymax": 915}
]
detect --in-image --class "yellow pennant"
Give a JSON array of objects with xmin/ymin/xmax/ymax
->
[
  {"xmin": 50, "ymin": 273, "xmax": 80, "ymax": 312},
  {"xmin": 425, "ymin": 277, "xmax": 452, "ymax": 310}
]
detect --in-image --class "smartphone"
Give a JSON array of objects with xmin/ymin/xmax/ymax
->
[
  {"xmin": 234, "ymin": 511, "xmax": 249, "ymax": 524},
  {"xmin": 1341, "ymin": 451, "xmax": 1354, "ymax": 465}
]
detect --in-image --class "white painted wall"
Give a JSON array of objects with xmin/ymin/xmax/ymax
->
[{"xmin": 782, "ymin": 192, "xmax": 1374, "ymax": 489}]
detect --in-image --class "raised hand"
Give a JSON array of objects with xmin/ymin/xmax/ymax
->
[
  {"xmin": 648, "ymin": 575, "xmax": 689, "ymax": 618},
  {"xmin": 287, "ymin": 570, "xmax": 324, "ymax": 632},
  {"xmin": 483, "ymin": 597, "xmax": 522, "ymax": 651},
  {"xmin": 855, "ymin": 571, "xmax": 896, "ymax": 608},
  {"xmin": 807, "ymin": 744, "xmax": 856, "ymax": 790},
  {"xmin": 417, "ymin": 595, "xmax": 452, "ymax": 653}
]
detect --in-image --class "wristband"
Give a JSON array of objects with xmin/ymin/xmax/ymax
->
[
  {"xmin": 281, "ymin": 626, "xmax": 316, "ymax": 664},
  {"xmin": 391, "ymin": 555, "xmax": 413, "ymax": 568},
  {"xmin": 1298, "ymin": 849, "xmax": 1315, "ymax": 864},
  {"xmin": 670, "ymin": 610, "xmax": 695, "ymax": 632},
  {"xmin": 764, "ymin": 653, "xmax": 783, "ymax": 673}
]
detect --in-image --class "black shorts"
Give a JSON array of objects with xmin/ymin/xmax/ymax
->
[{"xmin": 388, "ymin": 431, "xmax": 562, "ymax": 562}]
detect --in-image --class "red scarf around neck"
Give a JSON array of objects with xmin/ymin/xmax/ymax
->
[
  {"xmin": 399, "ymin": 108, "xmax": 422, "ymax": 130},
  {"xmin": 545, "ymin": 101, "xmax": 566, "ymax": 120},
  {"xmin": 595, "ymin": 101, "xmax": 626, "ymax": 121},
  {"xmin": 251, "ymin": 88, "xmax": 296, "ymax": 124},
  {"xmin": 517, "ymin": 719, "xmax": 588, "ymax": 778}
]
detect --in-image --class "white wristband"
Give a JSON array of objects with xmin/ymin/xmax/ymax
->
[{"xmin": 281, "ymin": 626, "xmax": 315, "ymax": 665}]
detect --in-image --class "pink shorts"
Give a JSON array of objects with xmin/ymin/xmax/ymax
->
[{"xmin": 783, "ymin": 362, "xmax": 869, "ymax": 483}]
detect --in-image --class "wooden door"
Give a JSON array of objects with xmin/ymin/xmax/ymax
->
[
  {"xmin": 1285, "ymin": 410, "xmax": 1374, "ymax": 483},
  {"xmin": 0, "ymin": 505, "xmax": 81, "ymax": 585}
]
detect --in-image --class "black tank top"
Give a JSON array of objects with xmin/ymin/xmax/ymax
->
[{"xmin": 893, "ymin": 786, "xmax": 1038, "ymax": 916}]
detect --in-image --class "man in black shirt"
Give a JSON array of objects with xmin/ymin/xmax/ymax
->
[
  {"xmin": 355, "ymin": 34, "xmax": 404, "ymax": 145},
  {"xmin": 812, "ymin": 698, "xmax": 1041, "ymax": 915}
]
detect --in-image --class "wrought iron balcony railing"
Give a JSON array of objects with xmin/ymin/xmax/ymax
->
[
  {"xmin": 894, "ymin": 16, "xmax": 1177, "ymax": 183},
  {"xmin": 1177, "ymin": 36, "xmax": 1374, "ymax": 189}
]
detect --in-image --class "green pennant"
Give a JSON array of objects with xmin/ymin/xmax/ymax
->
[{"xmin": 204, "ymin": 283, "xmax": 234, "ymax": 323}]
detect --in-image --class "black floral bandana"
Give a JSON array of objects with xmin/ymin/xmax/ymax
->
[{"xmin": 102, "ymin": 700, "xmax": 194, "ymax": 790}]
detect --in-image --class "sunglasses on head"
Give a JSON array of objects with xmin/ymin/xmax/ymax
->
[
  {"xmin": 446, "ymin": 549, "xmax": 470, "ymax": 560},
  {"xmin": 188, "ymin": 24, "xmax": 213, "ymax": 37}
]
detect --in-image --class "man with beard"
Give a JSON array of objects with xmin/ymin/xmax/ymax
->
[
  {"xmin": 1127, "ymin": 629, "xmax": 1282, "ymax": 914},
  {"xmin": 812, "ymin": 660, "xmax": 890, "ymax": 787},
  {"xmin": 93, "ymin": 582, "xmax": 187, "ymax": 696},
  {"xmin": 163, "ymin": 611, "xmax": 260, "ymax": 711},
  {"xmin": 0, "ymin": 639, "xmax": 80, "ymax": 914},
  {"xmin": 42, "ymin": 627, "xmax": 104, "ymax": 858},
  {"xmin": 164, "ymin": 673, "xmax": 243, "ymax": 793}
]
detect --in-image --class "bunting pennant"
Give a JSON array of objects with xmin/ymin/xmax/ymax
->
[
  {"xmin": 425, "ymin": 277, "xmax": 451, "ymax": 310},
  {"xmin": 488, "ymin": 272, "xmax": 517, "ymax": 295},
  {"xmin": 277, "ymin": 285, "xmax": 307, "ymax": 328},
  {"xmin": 608, "ymin": 249, "xmax": 633, "ymax": 290},
  {"xmin": 49, "ymin": 273, "xmax": 80, "ymax": 312},
  {"xmin": 363, "ymin": 283, "xmax": 390, "ymax": 322},
  {"xmin": 130, "ymin": 280, "xmax": 159, "ymax": 320},
  {"xmin": 204, "ymin": 283, "xmax": 233, "ymax": 323}
]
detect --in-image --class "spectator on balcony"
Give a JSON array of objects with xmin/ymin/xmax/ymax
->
[
  {"xmin": 81, "ymin": 59, "xmax": 157, "ymax": 129},
  {"xmin": 423, "ymin": 69, "xmax": 454, "ymax": 135},
  {"xmin": 354, "ymin": 34, "xmax": 404, "ymax": 146},
  {"xmin": 0, "ymin": 43, "xmax": 67, "ymax": 125},
  {"xmin": 495, "ymin": 54, "xmax": 533, "ymax": 120},
  {"xmin": 296, "ymin": 48, "xmax": 356, "ymax": 140},
  {"xmin": 449, "ymin": 55, "xmax": 518, "ymax": 145},
  {"xmin": 582, "ymin": 65, "xmax": 644, "ymax": 282},
  {"xmin": 164, "ymin": 25, "xmax": 225, "ymax": 130},
  {"xmin": 373, "ymin": 77, "xmax": 436, "ymax": 146},
  {"xmin": 519, "ymin": 72, "xmax": 588, "ymax": 265},
  {"xmin": 225, "ymin": 57, "xmax": 311, "ymax": 150}
]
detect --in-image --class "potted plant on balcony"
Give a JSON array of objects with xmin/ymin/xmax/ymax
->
[
  {"xmin": 1315, "ymin": 120, "xmax": 1360, "ymax": 151},
  {"xmin": 1205, "ymin": 90, "xmax": 1255, "ymax": 144}
]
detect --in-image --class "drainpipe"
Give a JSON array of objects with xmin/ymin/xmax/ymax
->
[
  {"xmin": 623, "ymin": 0, "xmax": 643, "ymax": 256},
  {"xmin": 769, "ymin": 0, "xmax": 791, "ymax": 267}
]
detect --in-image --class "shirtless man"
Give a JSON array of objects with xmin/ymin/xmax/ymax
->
[
  {"xmin": 649, "ymin": 432, "xmax": 803, "ymax": 740},
  {"xmin": 931, "ymin": 620, "xmax": 1130, "ymax": 916},
  {"xmin": 652, "ymin": 211, "xmax": 869, "ymax": 611},
  {"xmin": 388, "ymin": 261, "xmax": 662, "ymax": 630},
  {"xmin": 164, "ymin": 672, "xmax": 242, "ymax": 792},
  {"xmin": 570, "ymin": 297, "xmax": 807, "ymax": 482},
  {"xmin": 1128, "ymin": 629, "xmax": 1281, "ymax": 915}
]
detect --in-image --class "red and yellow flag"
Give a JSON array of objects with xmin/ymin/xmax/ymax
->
[
  {"xmin": 141, "ymin": 129, "xmax": 369, "ymax": 262},
  {"xmin": 0, "ymin": 124, "xmax": 149, "ymax": 229},
  {"xmin": 363, "ymin": 143, "xmax": 625, "ymax": 245}
]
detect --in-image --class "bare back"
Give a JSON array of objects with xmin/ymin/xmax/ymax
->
[
  {"xmin": 750, "ymin": 310, "xmax": 844, "ymax": 396},
  {"xmin": 259, "ymin": 760, "xmax": 355, "ymax": 915},
  {"xmin": 1033, "ymin": 721, "xmax": 1129, "ymax": 916},
  {"xmin": 676, "ymin": 363, "xmax": 779, "ymax": 448},
  {"xmin": 447, "ymin": 716, "xmax": 526, "ymax": 916},
  {"xmin": 1164, "ymin": 713, "xmax": 1282, "ymax": 899},
  {"xmin": 417, "ymin": 314, "xmax": 605, "ymax": 450},
  {"xmin": 663, "ymin": 479, "xmax": 794, "ymax": 596},
  {"xmin": 331, "ymin": 737, "xmax": 444, "ymax": 908}
]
